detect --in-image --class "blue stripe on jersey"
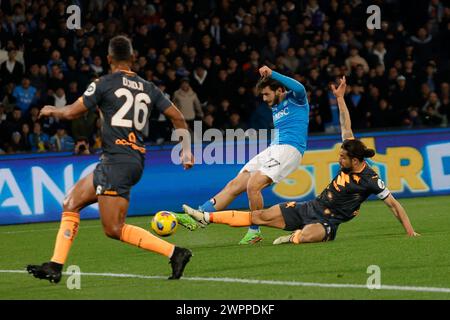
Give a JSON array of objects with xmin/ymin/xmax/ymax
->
[{"xmin": 270, "ymin": 90, "xmax": 310, "ymax": 155}]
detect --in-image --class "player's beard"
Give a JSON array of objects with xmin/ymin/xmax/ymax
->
[
  {"xmin": 341, "ymin": 166, "xmax": 352, "ymax": 174},
  {"xmin": 273, "ymin": 93, "xmax": 282, "ymax": 106}
]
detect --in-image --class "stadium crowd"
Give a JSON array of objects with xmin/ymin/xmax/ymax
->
[{"xmin": 0, "ymin": 0, "xmax": 449, "ymax": 154}]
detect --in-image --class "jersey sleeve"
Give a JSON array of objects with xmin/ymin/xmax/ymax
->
[
  {"xmin": 271, "ymin": 71, "xmax": 307, "ymax": 105},
  {"xmin": 367, "ymin": 175, "xmax": 391, "ymax": 200},
  {"xmin": 149, "ymin": 83, "xmax": 172, "ymax": 113},
  {"xmin": 82, "ymin": 79, "xmax": 104, "ymax": 112}
]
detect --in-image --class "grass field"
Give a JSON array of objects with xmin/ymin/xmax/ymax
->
[{"xmin": 1, "ymin": 196, "xmax": 450, "ymax": 300}]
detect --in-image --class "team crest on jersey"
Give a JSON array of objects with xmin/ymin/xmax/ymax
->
[
  {"xmin": 84, "ymin": 82, "xmax": 96, "ymax": 96},
  {"xmin": 273, "ymin": 107, "xmax": 289, "ymax": 120},
  {"xmin": 377, "ymin": 179, "xmax": 385, "ymax": 189},
  {"xmin": 96, "ymin": 185, "xmax": 103, "ymax": 195},
  {"xmin": 285, "ymin": 202, "xmax": 296, "ymax": 208}
]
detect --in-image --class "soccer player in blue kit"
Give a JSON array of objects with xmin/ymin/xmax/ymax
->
[{"xmin": 179, "ymin": 66, "xmax": 310, "ymax": 244}]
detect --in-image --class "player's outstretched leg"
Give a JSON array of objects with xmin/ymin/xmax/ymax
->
[
  {"xmin": 174, "ymin": 213, "xmax": 199, "ymax": 231},
  {"xmin": 183, "ymin": 204, "xmax": 253, "ymax": 227},
  {"xmin": 27, "ymin": 173, "xmax": 97, "ymax": 284},
  {"xmin": 239, "ymin": 172, "xmax": 272, "ymax": 245},
  {"xmin": 273, "ymin": 224, "xmax": 326, "ymax": 245},
  {"xmin": 99, "ymin": 195, "xmax": 192, "ymax": 279},
  {"xmin": 178, "ymin": 173, "xmax": 250, "ymax": 231}
]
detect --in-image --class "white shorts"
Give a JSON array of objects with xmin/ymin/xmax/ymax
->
[{"xmin": 239, "ymin": 144, "xmax": 302, "ymax": 183}]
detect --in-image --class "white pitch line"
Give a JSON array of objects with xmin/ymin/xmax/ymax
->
[{"xmin": 1, "ymin": 270, "xmax": 450, "ymax": 294}]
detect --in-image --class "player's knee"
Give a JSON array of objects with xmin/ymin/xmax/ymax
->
[
  {"xmin": 63, "ymin": 195, "xmax": 80, "ymax": 213},
  {"xmin": 103, "ymin": 223, "xmax": 123, "ymax": 240},
  {"xmin": 226, "ymin": 178, "xmax": 243, "ymax": 196},
  {"xmin": 251, "ymin": 210, "xmax": 268, "ymax": 225},
  {"xmin": 246, "ymin": 183, "xmax": 261, "ymax": 198},
  {"xmin": 300, "ymin": 227, "xmax": 324, "ymax": 243}
]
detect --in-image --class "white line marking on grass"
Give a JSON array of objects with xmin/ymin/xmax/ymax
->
[{"xmin": 2, "ymin": 270, "xmax": 450, "ymax": 294}]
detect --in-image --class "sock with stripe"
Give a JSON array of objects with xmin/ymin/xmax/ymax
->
[
  {"xmin": 199, "ymin": 198, "xmax": 217, "ymax": 212},
  {"xmin": 209, "ymin": 210, "xmax": 252, "ymax": 227},
  {"xmin": 50, "ymin": 212, "xmax": 80, "ymax": 265},
  {"xmin": 120, "ymin": 224, "xmax": 175, "ymax": 257}
]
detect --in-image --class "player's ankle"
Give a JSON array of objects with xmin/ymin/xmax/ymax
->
[{"xmin": 49, "ymin": 261, "xmax": 63, "ymax": 272}]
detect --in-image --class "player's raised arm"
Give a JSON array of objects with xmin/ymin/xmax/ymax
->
[
  {"xmin": 383, "ymin": 194, "xmax": 420, "ymax": 237},
  {"xmin": 164, "ymin": 104, "xmax": 194, "ymax": 170},
  {"xmin": 331, "ymin": 76, "xmax": 354, "ymax": 141},
  {"xmin": 259, "ymin": 65, "xmax": 307, "ymax": 105},
  {"xmin": 39, "ymin": 97, "xmax": 88, "ymax": 121}
]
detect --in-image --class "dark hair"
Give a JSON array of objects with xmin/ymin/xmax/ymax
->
[
  {"xmin": 108, "ymin": 35, "xmax": 133, "ymax": 61},
  {"xmin": 256, "ymin": 77, "xmax": 286, "ymax": 93},
  {"xmin": 341, "ymin": 139, "xmax": 375, "ymax": 161}
]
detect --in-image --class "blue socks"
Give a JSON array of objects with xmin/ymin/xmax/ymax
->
[
  {"xmin": 248, "ymin": 225, "xmax": 260, "ymax": 233},
  {"xmin": 199, "ymin": 199, "xmax": 217, "ymax": 212}
]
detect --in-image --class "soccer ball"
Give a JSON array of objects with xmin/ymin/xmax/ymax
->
[{"xmin": 151, "ymin": 211, "xmax": 178, "ymax": 237}]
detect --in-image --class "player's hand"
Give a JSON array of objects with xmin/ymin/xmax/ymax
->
[
  {"xmin": 259, "ymin": 66, "xmax": 272, "ymax": 78},
  {"xmin": 408, "ymin": 231, "xmax": 421, "ymax": 237},
  {"xmin": 39, "ymin": 105, "xmax": 56, "ymax": 119},
  {"xmin": 331, "ymin": 76, "xmax": 346, "ymax": 98},
  {"xmin": 181, "ymin": 150, "xmax": 194, "ymax": 170}
]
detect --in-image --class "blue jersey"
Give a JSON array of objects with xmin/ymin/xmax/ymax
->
[{"xmin": 270, "ymin": 71, "xmax": 310, "ymax": 155}]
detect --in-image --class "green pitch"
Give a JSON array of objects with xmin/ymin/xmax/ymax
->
[{"xmin": 1, "ymin": 196, "xmax": 450, "ymax": 300}]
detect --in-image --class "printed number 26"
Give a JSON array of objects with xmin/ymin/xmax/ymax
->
[{"xmin": 112, "ymin": 88, "xmax": 150, "ymax": 130}]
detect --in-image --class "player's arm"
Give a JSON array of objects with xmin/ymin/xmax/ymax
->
[
  {"xmin": 331, "ymin": 76, "xmax": 354, "ymax": 141},
  {"xmin": 383, "ymin": 194, "xmax": 420, "ymax": 237},
  {"xmin": 39, "ymin": 97, "xmax": 88, "ymax": 120},
  {"xmin": 259, "ymin": 66, "xmax": 307, "ymax": 105},
  {"xmin": 164, "ymin": 104, "xmax": 194, "ymax": 170}
]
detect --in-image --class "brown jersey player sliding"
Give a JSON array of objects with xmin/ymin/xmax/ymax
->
[
  {"xmin": 27, "ymin": 36, "xmax": 194, "ymax": 283},
  {"xmin": 183, "ymin": 76, "xmax": 420, "ymax": 244}
]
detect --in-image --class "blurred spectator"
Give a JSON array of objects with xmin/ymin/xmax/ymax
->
[
  {"xmin": 190, "ymin": 65, "xmax": 211, "ymax": 104},
  {"xmin": 50, "ymin": 126, "xmax": 74, "ymax": 152},
  {"xmin": 5, "ymin": 107, "xmax": 24, "ymax": 138},
  {"xmin": 28, "ymin": 63, "xmax": 47, "ymax": 93},
  {"xmin": 345, "ymin": 47, "xmax": 369, "ymax": 73},
  {"xmin": 50, "ymin": 88, "xmax": 67, "ymax": 108},
  {"xmin": 371, "ymin": 99, "xmax": 396, "ymax": 128},
  {"xmin": 225, "ymin": 112, "xmax": 247, "ymax": 131},
  {"xmin": 74, "ymin": 136, "xmax": 91, "ymax": 156},
  {"xmin": 47, "ymin": 50, "xmax": 67, "ymax": 73},
  {"xmin": 0, "ymin": 48, "xmax": 23, "ymax": 86},
  {"xmin": 1, "ymin": 82, "xmax": 17, "ymax": 112},
  {"xmin": 29, "ymin": 121, "xmax": 49, "ymax": 152},
  {"xmin": 19, "ymin": 122, "xmax": 31, "ymax": 151},
  {"xmin": 0, "ymin": 103, "xmax": 8, "ymax": 148},
  {"xmin": 173, "ymin": 78, "xmax": 203, "ymax": 129},
  {"xmin": 6, "ymin": 131, "xmax": 24, "ymax": 153},
  {"xmin": 12, "ymin": 77, "xmax": 36, "ymax": 113},
  {"xmin": 390, "ymin": 75, "xmax": 416, "ymax": 122}
]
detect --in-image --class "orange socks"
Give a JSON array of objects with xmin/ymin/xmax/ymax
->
[
  {"xmin": 51, "ymin": 212, "xmax": 80, "ymax": 265},
  {"xmin": 120, "ymin": 224, "xmax": 175, "ymax": 258},
  {"xmin": 210, "ymin": 210, "xmax": 252, "ymax": 227}
]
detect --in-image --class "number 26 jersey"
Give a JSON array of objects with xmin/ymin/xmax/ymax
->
[{"xmin": 81, "ymin": 70, "xmax": 172, "ymax": 164}]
